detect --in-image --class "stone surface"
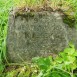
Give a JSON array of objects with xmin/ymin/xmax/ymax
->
[
  {"xmin": 7, "ymin": 11, "xmax": 77, "ymax": 63},
  {"xmin": 65, "ymin": 25, "xmax": 77, "ymax": 49}
]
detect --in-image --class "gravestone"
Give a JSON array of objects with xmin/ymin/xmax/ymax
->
[{"xmin": 7, "ymin": 10, "xmax": 77, "ymax": 63}]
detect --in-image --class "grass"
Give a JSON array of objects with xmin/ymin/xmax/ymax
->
[
  {"xmin": 0, "ymin": 0, "xmax": 77, "ymax": 77},
  {"xmin": 1, "ymin": 44, "xmax": 77, "ymax": 77}
]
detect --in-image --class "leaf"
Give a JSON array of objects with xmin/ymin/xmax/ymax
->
[
  {"xmin": 73, "ymin": 51, "xmax": 77, "ymax": 56},
  {"xmin": 32, "ymin": 56, "xmax": 52, "ymax": 71},
  {"xmin": 6, "ymin": 70, "xmax": 16, "ymax": 77},
  {"xmin": 50, "ymin": 71, "xmax": 61, "ymax": 77},
  {"xmin": 51, "ymin": 69, "xmax": 71, "ymax": 77},
  {"xmin": 64, "ymin": 47, "xmax": 75, "ymax": 55},
  {"xmin": 69, "ymin": 43, "xmax": 74, "ymax": 48},
  {"xmin": 0, "ymin": 64, "xmax": 5, "ymax": 73},
  {"xmin": 37, "ymin": 71, "xmax": 43, "ymax": 77}
]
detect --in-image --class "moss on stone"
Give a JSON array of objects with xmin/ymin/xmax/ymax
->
[{"xmin": 63, "ymin": 15, "xmax": 75, "ymax": 27}]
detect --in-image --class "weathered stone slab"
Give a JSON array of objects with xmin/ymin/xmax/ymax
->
[{"xmin": 7, "ymin": 11, "xmax": 77, "ymax": 63}]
